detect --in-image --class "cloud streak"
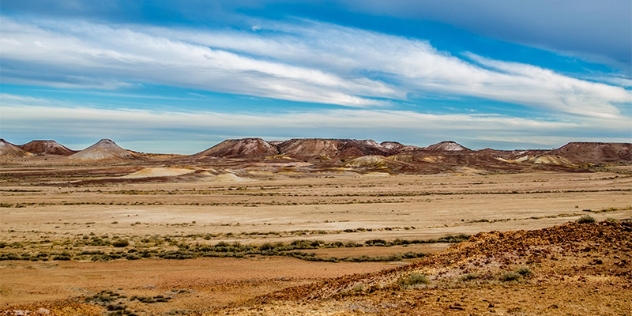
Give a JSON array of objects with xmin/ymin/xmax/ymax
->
[
  {"xmin": 2, "ymin": 94, "xmax": 630, "ymax": 153},
  {"xmin": 339, "ymin": 0, "xmax": 631, "ymax": 73},
  {"xmin": 1, "ymin": 17, "xmax": 630, "ymax": 117}
]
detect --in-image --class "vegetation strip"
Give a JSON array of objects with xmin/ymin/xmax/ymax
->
[{"xmin": 0, "ymin": 235, "xmax": 469, "ymax": 262}]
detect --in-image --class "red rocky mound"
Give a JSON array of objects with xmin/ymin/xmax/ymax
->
[
  {"xmin": 552, "ymin": 142, "xmax": 632, "ymax": 164},
  {"xmin": 424, "ymin": 140, "xmax": 470, "ymax": 151},
  {"xmin": 194, "ymin": 138, "xmax": 279, "ymax": 158},
  {"xmin": 277, "ymin": 139, "xmax": 393, "ymax": 159},
  {"xmin": 0, "ymin": 139, "xmax": 32, "ymax": 157},
  {"xmin": 249, "ymin": 220, "xmax": 632, "ymax": 304},
  {"xmin": 20, "ymin": 140, "xmax": 76, "ymax": 156}
]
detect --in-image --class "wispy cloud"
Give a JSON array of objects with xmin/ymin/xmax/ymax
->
[
  {"xmin": 1, "ymin": 16, "xmax": 630, "ymax": 117},
  {"xmin": 2, "ymin": 94, "xmax": 629, "ymax": 153}
]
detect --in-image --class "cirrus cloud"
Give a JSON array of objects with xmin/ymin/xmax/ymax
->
[{"xmin": 1, "ymin": 16, "xmax": 630, "ymax": 118}]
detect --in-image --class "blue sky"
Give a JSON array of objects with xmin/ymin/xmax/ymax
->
[{"xmin": 1, "ymin": 0, "xmax": 630, "ymax": 153}]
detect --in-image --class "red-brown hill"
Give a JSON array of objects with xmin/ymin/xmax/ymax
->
[
  {"xmin": 0, "ymin": 139, "xmax": 32, "ymax": 157},
  {"xmin": 193, "ymin": 138, "xmax": 279, "ymax": 159},
  {"xmin": 20, "ymin": 140, "xmax": 76, "ymax": 156},
  {"xmin": 229, "ymin": 220, "xmax": 632, "ymax": 315},
  {"xmin": 425, "ymin": 140, "xmax": 470, "ymax": 151},
  {"xmin": 277, "ymin": 139, "xmax": 393, "ymax": 159},
  {"xmin": 552, "ymin": 142, "xmax": 632, "ymax": 163}
]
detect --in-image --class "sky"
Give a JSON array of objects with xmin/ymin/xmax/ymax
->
[{"xmin": 1, "ymin": 0, "xmax": 630, "ymax": 153}]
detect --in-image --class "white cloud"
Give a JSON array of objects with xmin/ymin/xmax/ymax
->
[
  {"xmin": 144, "ymin": 20, "xmax": 631, "ymax": 118},
  {"xmin": 0, "ymin": 17, "xmax": 395, "ymax": 107},
  {"xmin": 2, "ymin": 94, "xmax": 629, "ymax": 153},
  {"xmin": 1, "ymin": 16, "xmax": 630, "ymax": 117}
]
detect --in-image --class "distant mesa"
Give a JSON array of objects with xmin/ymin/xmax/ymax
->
[
  {"xmin": 552, "ymin": 142, "xmax": 632, "ymax": 163},
  {"xmin": 0, "ymin": 139, "xmax": 33, "ymax": 157},
  {"xmin": 68, "ymin": 139, "xmax": 139, "ymax": 161},
  {"xmin": 379, "ymin": 141, "xmax": 421, "ymax": 152},
  {"xmin": 20, "ymin": 140, "xmax": 76, "ymax": 156},
  {"xmin": 277, "ymin": 138, "xmax": 392, "ymax": 159},
  {"xmin": 2, "ymin": 137, "xmax": 631, "ymax": 170},
  {"xmin": 194, "ymin": 138, "xmax": 279, "ymax": 159},
  {"xmin": 193, "ymin": 138, "xmax": 407, "ymax": 160},
  {"xmin": 424, "ymin": 141, "xmax": 470, "ymax": 152}
]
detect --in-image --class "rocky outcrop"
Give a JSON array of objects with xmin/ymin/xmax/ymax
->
[{"xmin": 20, "ymin": 140, "xmax": 76, "ymax": 156}]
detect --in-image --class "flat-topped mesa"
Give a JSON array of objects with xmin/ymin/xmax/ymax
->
[
  {"xmin": 277, "ymin": 138, "xmax": 391, "ymax": 159},
  {"xmin": 425, "ymin": 141, "xmax": 470, "ymax": 152},
  {"xmin": 20, "ymin": 140, "xmax": 76, "ymax": 156},
  {"xmin": 0, "ymin": 139, "xmax": 33, "ymax": 157},
  {"xmin": 552, "ymin": 142, "xmax": 632, "ymax": 163},
  {"xmin": 194, "ymin": 138, "xmax": 279, "ymax": 158},
  {"xmin": 380, "ymin": 141, "xmax": 422, "ymax": 152},
  {"xmin": 68, "ymin": 139, "xmax": 137, "ymax": 161}
]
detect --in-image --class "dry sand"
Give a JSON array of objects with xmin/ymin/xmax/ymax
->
[{"xmin": 0, "ymin": 165, "xmax": 631, "ymax": 314}]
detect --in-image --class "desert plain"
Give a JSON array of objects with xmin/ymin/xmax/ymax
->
[{"xmin": 0, "ymin": 138, "xmax": 631, "ymax": 315}]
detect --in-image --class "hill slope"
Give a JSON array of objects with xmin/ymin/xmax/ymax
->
[
  {"xmin": 425, "ymin": 140, "xmax": 470, "ymax": 151},
  {"xmin": 20, "ymin": 140, "xmax": 76, "ymax": 156},
  {"xmin": 224, "ymin": 220, "xmax": 632, "ymax": 315},
  {"xmin": 194, "ymin": 138, "xmax": 279, "ymax": 158},
  {"xmin": 277, "ymin": 139, "xmax": 392, "ymax": 159},
  {"xmin": 553, "ymin": 142, "xmax": 632, "ymax": 163},
  {"xmin": 68, "ymin": 139, "xmax": 138, "ymax": 161},
  {"xmin": 0, "ymin": 139, "xmax": 32, "ymax": 157}
]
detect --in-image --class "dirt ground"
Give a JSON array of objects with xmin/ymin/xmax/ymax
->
[
  {"xmin": 0, "ymin": 257, "xmax": 392, "ymax": 314},
  {"xmin": 1, "ymin": 165, "xmax": 631, "ymax": 314}
]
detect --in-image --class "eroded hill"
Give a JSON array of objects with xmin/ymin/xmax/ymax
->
[{"xmin": 222, "ymin": 220, "xmax": 632, "ymax": 315}]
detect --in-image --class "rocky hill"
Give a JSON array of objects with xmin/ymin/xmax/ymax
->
[
  {"xmin": 223, "ymin": 220, "xmax": 632, "ymax": 315},
  {"xmin": 193, "ymin": 138, "xmax": 279, "ymax": 159},
  {"xmin": 0, "ymin": 139, "xmax": 32, "ymax": 157},
  {"xmin": 552, "ymin": 142, "xmax": 632, "ymax": 163},
  {"xmin": 3, "ymin": 137, "xmax": 631, "ymax": 171},
  {"xmin": 277, "ymin": 138, "xmax": 393, "ymax": 159},
  {"xmin": 20, "ymin": 140, "xmax": 76, "ymax": 156},
  {"xmin": 425, "ymin": 140, "xmax": 470, "ymax": 151},
  {"xmin": 67, "ymin": 139, "xmax": 140, "ymax": 161}
]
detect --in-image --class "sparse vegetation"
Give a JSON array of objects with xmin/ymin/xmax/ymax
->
[
  {"xmin": 460, "ymin": 273, "xmax": 479, "ymax": 281},
  {"xmin": 501, "ymin": 272, "xmax": 521, "ymax": 282},
  {"xmin": 112, "ymin": 239, "xmax": 130, "ymax": 247},
  {"xmin": 516, "ymin": 267, "xmax": 532, "ymax": 277},
  {"xmin": 398, "ymin": 272, "xmax": 430, "ymax": 288},
  {"xmin": 577, "ymin": 215, "xmax": 596, "ymax": 224}
]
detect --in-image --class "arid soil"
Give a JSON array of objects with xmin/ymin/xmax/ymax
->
[
  {"xmin": 1, "ymin": 141, "xmax": 631, "ymax": 315},
  {"xmin": 224, "ymin": 221, "xmax": 632, "ymax": 315}
]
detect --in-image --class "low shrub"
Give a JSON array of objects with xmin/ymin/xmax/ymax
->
[
  {"xmin": 460, "ymin": 273, "xmax": 479, "ymax": 281},
  {"xmin": 577, "ymin": 215, "xmax": 596, "ymax": 224},
  {"xmin": 501, "ymin": 272, "xmax": 521, "ymax": 282},
  {"xmin": 516, "ymin": 267, "xmax": 532, "ymax": 277},
  {"xmin": 398, "ymin": 272, "xmax": 429, "ymax": 287},
  {"xmin": 112, "ymin": 239, "xmax": 129, "ymax": 247}
]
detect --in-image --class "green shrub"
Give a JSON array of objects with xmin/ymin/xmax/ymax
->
[
  {"xmin": 398, "ymin": 272, "xmax": 430, "ymax": 287},
  {"xmin": 516, "ymin": 267, "xmax": 532, "ymax": 277},
  {"xmin": 112, "ymin": 239, "xmax": 129, "ymax": 247},
  {"xmin": 501, "ymin": 272, "xmax": 521, "ymax": 282},
  {"xmin": 577, "ymin": 215, "xmax": 596, "ymax": 224},
  {"xmin": 460, "ymin": 273, "xmax": 479, "ymax": 281}
]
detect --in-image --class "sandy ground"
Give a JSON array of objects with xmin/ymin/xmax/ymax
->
[
  {"xmin": 0, "ymin": 257, "xmax": 392, "ymax": 313},
  {"xmin": 1, "ymin": 172, "xmax": 630, "ymax": 242},
  {"xmin": 1, "ymin": 167, "xmax": 631, "ymax": 314}
]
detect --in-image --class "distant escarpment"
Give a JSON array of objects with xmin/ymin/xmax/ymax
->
[{"xmin": 2, "ymin": 137, "xmax": 630, "ymax": 173}]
